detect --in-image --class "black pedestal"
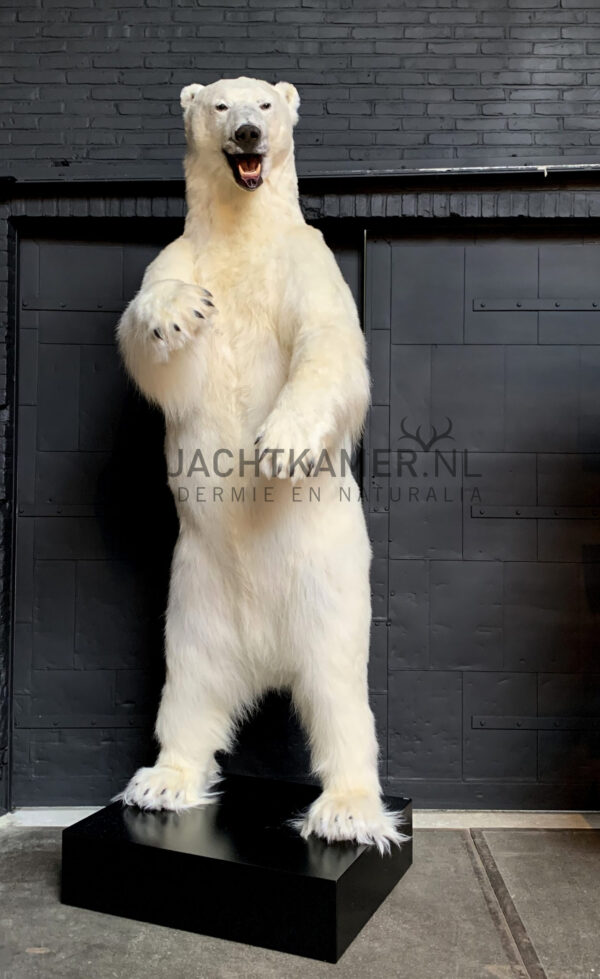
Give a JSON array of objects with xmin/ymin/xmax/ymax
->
[{"xmin": 61, "ymin": 775, "xmax": 412, "ymax": 963}]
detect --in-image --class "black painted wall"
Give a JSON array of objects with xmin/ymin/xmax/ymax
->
[{"xmin": 2, "ymin": 0, "xmax": 600, "ymax": 176}]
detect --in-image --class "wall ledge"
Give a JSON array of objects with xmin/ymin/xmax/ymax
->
[{"xmin": 2, "ymin": 160, "xmax": 600, "ymax": 200}]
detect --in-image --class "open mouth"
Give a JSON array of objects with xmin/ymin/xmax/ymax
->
[{"xmin": 224, "ymin": 152, "xmax": 264, "ymax": 191}]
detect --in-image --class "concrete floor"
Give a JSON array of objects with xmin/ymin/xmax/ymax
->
[{"xmin": 0, "ymin": 822, "xmax": 598, "ymax": 979}]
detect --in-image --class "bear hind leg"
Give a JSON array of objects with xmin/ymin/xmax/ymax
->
[
  {"xmin": 114, "ymin": 676, "xmax": 240, "ymax": 812},
  {"xmin": 291, "ymin": 613, "xmax": 409, "ymax": 853},
  {"xmin": 115, "ymin": 618, "xmax": 251, "ymax": 812}
]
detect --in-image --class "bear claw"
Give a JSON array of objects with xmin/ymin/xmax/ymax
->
[
  {"xmin": 291, "ymin": 790, "xmax": 410, "ymax": 854},
  {"xmin": 114, "ymin": 764, "xmax": 220, "ymax": 812},
  {"xmin": 138, "ymin": 280, "xmax": 217, "ymax": 361}
]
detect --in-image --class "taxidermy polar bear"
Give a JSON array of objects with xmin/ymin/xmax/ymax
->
[{"xmin": 116, "ymin": 76, "xmax": 404, "ymax": 852}]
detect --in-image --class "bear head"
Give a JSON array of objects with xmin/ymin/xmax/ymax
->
[{"xmin": 180, "ymin": 76, "xmax": 300, "ymax": 193}]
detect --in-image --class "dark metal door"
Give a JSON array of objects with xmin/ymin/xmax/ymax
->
[{"xmin": 365, "ymin": 230, "xmax": 600, "ymax": 807}]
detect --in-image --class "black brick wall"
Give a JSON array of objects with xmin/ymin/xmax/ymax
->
[{"xmin": 2, "ymin": 0, "xmax": 600, "ymax": 177}]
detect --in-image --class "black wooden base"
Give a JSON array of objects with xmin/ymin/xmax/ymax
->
[{"xmin": 61, "ymin": 775, "xmax": 412, "ymax": 963}]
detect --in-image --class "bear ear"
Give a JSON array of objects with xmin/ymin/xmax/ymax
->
[
  {"xmin": 274, "ymin": 81, "xmax": 300, "ymax": 126},
  {"xmin": 180, "ymin": 84, "xmax": 204, "ymax": 112}
]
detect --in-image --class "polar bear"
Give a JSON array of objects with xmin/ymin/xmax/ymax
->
[{"xmin": 115, "ymin": 76, "xmax": 404, "ymax": 852}]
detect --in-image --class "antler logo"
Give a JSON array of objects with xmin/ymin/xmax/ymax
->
[{"xmin": 398, "ymin": 417, "xmax": 454, "ymax": 452}]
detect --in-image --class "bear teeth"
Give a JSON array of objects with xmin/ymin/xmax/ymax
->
[{"xmin": 238, "ymin": 156, "xmax": 261, "ymax": 177}]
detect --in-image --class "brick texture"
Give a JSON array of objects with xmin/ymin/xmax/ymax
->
[{"xmin": 1, "ymin": 0, "xmax": 600, "ymax": 175}]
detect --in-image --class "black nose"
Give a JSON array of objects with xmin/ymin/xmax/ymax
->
[{"xmin": 234, "ymin": 124, "xmax": 262, "ymax": 149}]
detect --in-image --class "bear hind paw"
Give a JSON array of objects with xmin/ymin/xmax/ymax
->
[{"xmin": 113, "ymin": 763, "xmax": 220, "ymax": 812}]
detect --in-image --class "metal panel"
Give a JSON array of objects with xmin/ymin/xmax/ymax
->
[
  {"xmin": 540, "ymin": 312, "xmax": 600, "ymax": 346},
  {"xmin": 504, "ymin": 345, "xmax": 579, "ymax": 453},
  {"xmin": 388, "ymin": 670, "xmax": 463, "ymax": 781},
  {"xmin": 431, "ymin": 344, "xmax": 505, "ymax": 451},
  {"xmin": 579, "ymin": 345, "xmax": 600, "ymax": 453},
  {"xmin": 389, "ymin": 345, "xmax": 431, "ymax": 445},
  {"xmin": 391, "ymin": 244, "xmax": 464, "ymax": 344},
  {"xmin": 36, "ymin": 344, "xmax": 81, "ymax": 452},
  {"xmin": 32, "ymin": 561, "xmax": 76, "ymax": 671},
  {"xmin": 376, "ymin": 232, "xmax": 600, "ymax": 806},
  {"xmin": 463, "ymin": 673, "xmax": 538, "ymax": 781},
  {"xmin": 430, "ymin": 560, "xmax": 503, "ymax": 672},
  {"xmin": 22, "ymin": 241, "xmax": 125, "ymax": 311},
  {"xmin": 388, "ymin": 559, "xmax": 429, "ymax": 671},
  {"xmin": 465, "ymin": 244, "xmax": 538, "ymax": 344},
  {"xmin": 539, "ymin": 244, "xmax": 600, "ymax": 300},
  {"xmin": 389, "ymin": 461, "xmax": 463, "ymax": 560}
]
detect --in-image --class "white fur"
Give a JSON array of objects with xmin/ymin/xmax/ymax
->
[{"xmin": 114, "ymin": 76, "xmax": 406, "ymax": 853}]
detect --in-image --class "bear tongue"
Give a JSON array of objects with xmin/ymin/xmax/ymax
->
[{"xmin": 238, "ymin": 156, "xmax": 261, "ymax": 179}]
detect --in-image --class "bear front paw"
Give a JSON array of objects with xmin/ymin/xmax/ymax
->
[
  {"xmin": 136, "ymin": 279, "xmax": 217, "ymax": 362},
  {"xmin": 255, "ymin": 410, "xmax": 325, "ymax": 480}
]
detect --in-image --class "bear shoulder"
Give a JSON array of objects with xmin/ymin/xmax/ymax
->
[
  {"xmin": 279, "ymin": 224, "xmax": 358, "ymax": 326},
  {"xmin": 285, "ymin": 223, "xmax": 324, "ymax": 249},
  {"xmin": 281, "ymin": 224, "xmax": 336, "ymax": 275}
]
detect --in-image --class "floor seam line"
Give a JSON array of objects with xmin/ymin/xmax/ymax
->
[
  {"xmin": 462, "ymin": 829, "xmax": 529, "ymax": 979},
  {"xmin": 469, "ymin": 829, "xmax": 548, "ymax": 979}
]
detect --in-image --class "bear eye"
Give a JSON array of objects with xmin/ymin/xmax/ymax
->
[
  {"xmin": 215, "ymin": 103, "xmax": 228, "ymax": 112},
  {"xmin": 259, "ymin": 102, "xmax": 272, "ymax": 111}
]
